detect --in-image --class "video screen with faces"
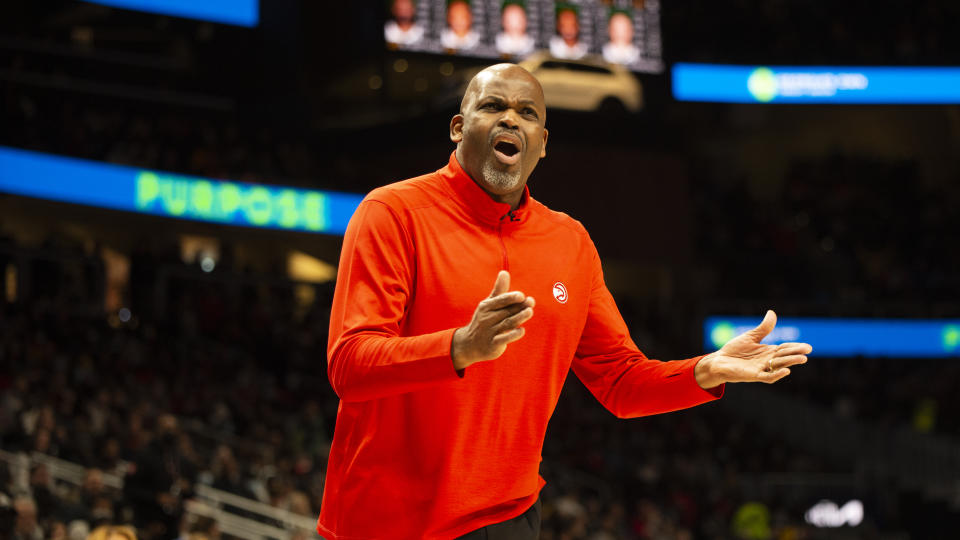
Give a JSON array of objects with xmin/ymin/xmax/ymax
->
[{"xmin": 385, "ymin": 0, "xmax": 662, "ymax": 73}]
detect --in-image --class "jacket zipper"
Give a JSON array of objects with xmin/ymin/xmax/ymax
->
[
  {"xmin": 498, "ymin": 218, "xmax": 509, "ymax": 271},
  {"xmin": 498, "ymin": 211, "xmax": 518, "ymax": 271}
]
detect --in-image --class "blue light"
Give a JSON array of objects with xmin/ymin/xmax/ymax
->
[
  {"xmin": 673, "ymin": 63, "xmax": 960, "ymax": 104},
  {"xmin": 0, "ymin": 146, "xmax": 363, "ymax": 235},
  {"xmin": 82, "ymin": 0, "xmax": 258, "ymax": 27},
  {"xmin": 704, "ymin": 316, "xmax": 960, "ymax": 358}
]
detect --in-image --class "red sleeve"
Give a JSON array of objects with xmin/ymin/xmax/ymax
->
[
  {"xmin": 571, "ymin": 246, "xmax": 723, "ymax": 419},
  {"xmin": 327, "ymin": 199, "xmax": 460, "ymax": 402}
]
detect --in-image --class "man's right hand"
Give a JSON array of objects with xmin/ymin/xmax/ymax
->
[{"xmin": 452, "ymin": 270, "xmax": 535, "ymax": 371}]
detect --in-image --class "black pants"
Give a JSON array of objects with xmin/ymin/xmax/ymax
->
[{"xmin": 456, "ymin": 498, "xmax": 541, "ymax": 540}]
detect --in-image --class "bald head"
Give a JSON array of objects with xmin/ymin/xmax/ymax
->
[{"xmin": 460, "ymin": 64, "xmax": 545, "ymax": 119}]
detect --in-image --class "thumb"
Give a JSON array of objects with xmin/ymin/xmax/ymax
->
[
  {"xmin": 490, "ymin": 270, "xmax": 510, "ymax": 297},
  {"xmin": 746, "ymin": 309, "xmax": 777, "ymax": 342}
]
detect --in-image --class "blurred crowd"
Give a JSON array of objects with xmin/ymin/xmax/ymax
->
[
  {"xmin": 1, "ymin": 88, "xmax": 323, "ymax": 192},
  {"xmin": 672, "ymin": 0, "xmax": 960, "ymax": 65},
  {"xmin": 1, "ymin": 230, "xmax": 926, "ymax": 539},
  {"xmin": 692, "ymin": 154, "xmax": 960, "ymax": 315},
  {"xmin": 783, "ymin": 354, "xmax": 960, "ymax": 441},
  {"xmin": 0, "ymin": 277, "xmax": 333, "ymax": 539},
  {"xmin": 537, "ymin": 379, "xmax": 848, "ymax": 540}
]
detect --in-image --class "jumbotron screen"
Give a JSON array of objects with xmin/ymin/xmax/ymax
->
[{"xmin": 385, "ymin": 0, "xmax": 663, "ymax": 73}]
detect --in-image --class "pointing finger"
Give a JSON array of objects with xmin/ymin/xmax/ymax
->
[{"xmin": 490, "ymin": 270, "xmax": 510, "ymax": 298}]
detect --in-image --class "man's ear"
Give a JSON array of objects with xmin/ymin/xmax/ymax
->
[
  {"xmin": 539, "ymin": 128, "xmax": 549, "ymax": 158},
  {"xmin": 450, "ymin": 114, "xmax": 465, "ymax": 143}
]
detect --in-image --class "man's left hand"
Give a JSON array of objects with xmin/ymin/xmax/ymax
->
[{"xmin": 695, "ymin": 310, "xmax": 812, "ymax": 389}]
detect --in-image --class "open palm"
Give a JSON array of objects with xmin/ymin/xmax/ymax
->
[{"xmin": 711, "ymin": 310, "xmax": 812, "ymax": 384}]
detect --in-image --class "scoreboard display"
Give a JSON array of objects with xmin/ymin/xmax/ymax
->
[{"xmin": 385, "ymin": 0, "xmax": 663, "ymax": 73}]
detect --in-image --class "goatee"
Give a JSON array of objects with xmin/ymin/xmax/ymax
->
[{"xmin": 482, "ymin": 161, "xmax": 522, "ymax": 191}]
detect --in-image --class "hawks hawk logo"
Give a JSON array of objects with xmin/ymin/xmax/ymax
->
[{"xmin": 552, "ymin": 281, "xmax": 568, "ymax": 304}]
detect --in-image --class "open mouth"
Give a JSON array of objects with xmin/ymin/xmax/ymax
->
[{"xmin": 492, "ymin": 136, "xmax": 521, "ymax": 165}]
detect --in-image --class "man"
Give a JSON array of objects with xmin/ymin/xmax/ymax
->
[
  {"xmin": 441, "ymin": 0, "xmax": 480, "ymax": 52},
  {"xmin": 384, "ymin": 0, "xmax": 425, "ymax": 48},
  {"xmin": 11, "ymin": 497, "xmax": 42, "ymax": 540},
  {"xmin": 549, "ymin": 4, "xmax": 587, "ymax": 60},
  {"xmin": 318, "ymin": 64, "xmax": 811, "ymax": 539},
  {"xmin": 603, "ymin": 9, "xmax": 640, "ymax": 65},
  {"xmin": 495, "ymin": 1, "xmax": 535, "ymax": 57},
  {"xmin": 124, "ymin": 414, "xmax": 195, "ymax": 539}
]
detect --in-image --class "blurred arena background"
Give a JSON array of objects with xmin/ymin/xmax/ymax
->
[{"xmin": 2, "ymin": 1, "xmax": 960, "ymax": 539}]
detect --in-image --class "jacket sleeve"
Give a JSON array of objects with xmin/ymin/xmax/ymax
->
[
  {"xmin": 571, "ymin": 246, "xmax": 723, "ymax": 419},
  {"xmin": 327, "ymin": 198, "xmax": 460, "ymax": 402}
]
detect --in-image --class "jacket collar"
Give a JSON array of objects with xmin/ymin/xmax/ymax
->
[{"xmin": 439, "ymin": 151, "xmax": 529, "ymax": 227}]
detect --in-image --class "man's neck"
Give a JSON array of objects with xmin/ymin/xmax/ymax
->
[
  {"xmin": 490, "ymin": 188, "xmax": 523, "ymax": 210},
  {"xmin": 471, "ymin": 175, "xmax": 524, "ymax": 210},
  {"xmin": 456, "ymin": 149, "xmax": 524, "ymax": 210}
]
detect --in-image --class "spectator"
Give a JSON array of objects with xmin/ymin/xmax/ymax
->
[
  {"xmin": 208, "ymin": 445, "xmax": 255, "ymax": 500},
  {"xmin": 86, "ymin": 524, "xmax": 137, "ymax": 540},
  {"xmin": 123, "ymin": 415, "xmax": 194, "ymax": 539},
  {"xmin": 11, "ymin": 496, "xmax": 43, "ymax": 540},
  {"xmin": 74, "ymin": 469, "xmax": 117, "ymax": 528},
  {"xmin": 27, "ymin": 464, "xmax": 59, "ymax": 525},
  {"xmin": 185, "ymin": 516, "xmax": 219, "ymax": 540}
]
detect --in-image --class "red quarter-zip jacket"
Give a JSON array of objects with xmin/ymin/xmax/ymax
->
[{"xmin": 318, "ymin": 153, "xmax": 723, "ymax": 539}]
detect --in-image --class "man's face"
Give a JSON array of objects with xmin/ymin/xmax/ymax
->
[
  {"xmin": 447, "ymin": 2, "xmax": 472, "ymax": 37},
  {"xmin": 502, "ymin": 5, "xmax": 527, "ymax": 37},
  {"xmin": 83, "ymin": 469, "xmax": 104, "ymax": 493},
  {"xmin": 609, "ymin": 13, "xmax": 633, "ymax": 46},
  {"xmin": 451, "ymin": 66, "xmax": 548, "ymax": 197},
  {"xmin": 14, "ymin": 501, "xmax": 37, "ymax": 532},
  {"xmin": 557, "ymin": 10, "xmax": 579, "ymax": 44},
  {"xmin": 392, "ymin": 0, "xmax": 415, "ymax": 23}
]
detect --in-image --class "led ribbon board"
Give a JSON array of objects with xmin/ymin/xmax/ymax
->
[
  {"xmin": 705, "ymin": 317, "xmax": 960, "ymax": 358},
  {"xmin": 82, "ymin": 0, "xmax": 258, "ymax": 27},
  {"xmin": 0, "ymin": 146, "xmax": 362, "ymax": 235},
  {"xmin": 673, "ymin": 63, "xmax": 960, "ymax": 104}
]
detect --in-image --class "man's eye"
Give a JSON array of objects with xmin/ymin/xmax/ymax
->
[
  {"xmin": 482, "ymin": 102, "xmax": 502, "ymax": 110},
  {"xmin": 523, "ymin": 108, "xmax": 538, "ymax": 117}
]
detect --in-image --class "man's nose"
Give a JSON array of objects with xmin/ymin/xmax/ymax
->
[{"xmin": 498, "ymin": 111, "xmax": 519, "ymax": 130}]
